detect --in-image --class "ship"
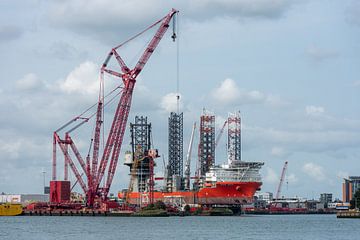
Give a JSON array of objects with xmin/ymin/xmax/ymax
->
[
  {"xmin": 0, "ymin": 203, "xmax": 23, "ymax": 216},
  {"xmin": 119, "ymin": 160, "xmax": 264, "ymax": 206},
  {"xmin": 119, "ymin": 112, "xmax": 263, "ymax": 207}
]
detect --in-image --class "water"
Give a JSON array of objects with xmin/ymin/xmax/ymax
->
[{"xmin": 0, "ymin": 215, "xmax": 358, "ymax": 240}]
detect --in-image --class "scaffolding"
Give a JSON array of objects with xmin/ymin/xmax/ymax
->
[
  {"xmin": 199, "ymin": 109, "xmax": 215, "ymax": 177},
  {"xmin": 228, "ymin": 111, "xmax": 241, "ymax": 165},
  {"xmin": 130, "ymin": 116, "xmax": 152, "ymax": 193},
  {"xmin": 168, "ymin": 112, "xmax": 184, "ymax": 179}
]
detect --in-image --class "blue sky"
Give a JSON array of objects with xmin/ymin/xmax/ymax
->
[{"xmin": 0, "ymin": 0, "xmax": 359, "ymax": 200}]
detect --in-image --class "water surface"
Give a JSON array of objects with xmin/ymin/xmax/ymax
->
[{"xmin": 0, "ymin": 214, "xmax": 358, "ymax": 240}]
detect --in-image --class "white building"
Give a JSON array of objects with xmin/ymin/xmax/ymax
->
[{"xmin": 0, "ymin": 194, "xmax": 49, "ymax": 204}]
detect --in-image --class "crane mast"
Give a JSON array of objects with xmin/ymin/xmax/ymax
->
[{"xmin": 52, "ymin": 9, "xmax": 178, "ymax": 207}]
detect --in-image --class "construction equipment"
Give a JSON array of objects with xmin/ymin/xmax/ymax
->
[
  {"xmin": 270, "ymin": 161, "xmax": 288, "ymax": 210},
  {"xmin": 52, "ymin": 9, "xmax": 178, "ymax": 207},
  {"xmin": 275, "ymin": 161, "xmax": 288, "ymax": 200},
  {"xmin": 215, "ymin": 120, "xmax": 227, "ymax": 149},
  {"xmin": 184, "ymin": 122, "xmax": 196, "ymax": 190}
]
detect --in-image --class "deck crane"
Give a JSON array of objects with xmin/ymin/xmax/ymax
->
[
  {"xmin": 52, "ymin": 9, "xmax": 178, "ymax": 207},
  {"xmin": 215, "ymin": 120, "xmax": 227, "ymax": 149},
  {"xmin": 275, "ymin": 161, "xmax": 288, "ymax": 200},
  {"xmin": 184, "ymin": 122, "xmax": 196, "ymax": 191},
  {"xmin": 270, "ymin": 161, "xmax": 288, "ymax": 209}
]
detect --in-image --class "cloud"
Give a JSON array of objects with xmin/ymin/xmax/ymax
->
[
  {"xmin": 0, "ymin": 25, "xmax": 23, "ymax": 42},
  {"xmin": 58, "ymin": 61, "xmax": 100, "ymax": 95},
  {"xmin": 302, "ymin": 162, "xmax": 326, "ymax": 181},
  {"xmin": 212, "ymin": 78, "xmax": 241, "ymax": 104},
  {"xmin": 305, "ymin": 105, "xmax": 325, "ymax": 116},
  {"xmin": 49, "ymin": 41, "xmax": 88, "ymax": 60},
  {"xmin": 191, "ymin": 0, "xmax": 293, "ymax": 19},
  {"xmin": 160, "ymin": 92, "xmax": 182, "ymax": 112},
  {"xmin": 211, "ymin": 78, "xmax": 287, "ymax": 107},
  {"xmin": 47, "ymin": 0, "xmax": 295, "ymax": 40},
  {"xmin": 287, "ymin": 173, "xmax": 298, "ymax": 184},
  {"xmin": 345, "ymin": 0, "xmax": 360, "ymax": 27},
  {"xmin": 16, "ymin": 73, "xmax": 44, "ymax": 91},
  {"xmin": 271, "ymin": 146, "xmax": 287, "ymax": 157},
  {"xmin": 354, "ymin": 81, "xmax": 360, "ymax": 87},
  {"xmin": 306, "ymin": 45, "xmax": 339, "ymax": 62},
  {"xmin": 264, "ymin": 167, "xmax": 278, "ymax": 184},
  {"xmin": 246, "ymin": 121, "xmax": 360, "ymax": 154}
]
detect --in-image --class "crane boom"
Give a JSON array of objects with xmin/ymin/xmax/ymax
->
[
  {"xmin": 215, "ymin": 120, "xmax": 227, "ymax": 149},
  {"xmin": 275, "ymin": 161, "xmax": 288, "ymax": 199},
  {"xmin": 184, "ymin": 122, "xmax": 196, "ymax": 190}
]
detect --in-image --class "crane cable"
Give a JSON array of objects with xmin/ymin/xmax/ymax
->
[{"xmin": 175, "ymin": 12, "xmax": 180, "ymax": 114}]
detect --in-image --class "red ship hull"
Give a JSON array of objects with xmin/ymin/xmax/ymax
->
[{"xmin": 119, "ymin": 181, "xmax": 262, "ymax": 205}]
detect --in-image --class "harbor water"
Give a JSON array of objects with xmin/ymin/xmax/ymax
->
[{"xmin": 0, "ymin": 214, "xmax": 358, "ymax": 240}]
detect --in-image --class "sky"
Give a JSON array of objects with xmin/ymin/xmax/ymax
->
[{"xmin": 0, "ymin": 0, "xmax": 359, "ymax": 200}]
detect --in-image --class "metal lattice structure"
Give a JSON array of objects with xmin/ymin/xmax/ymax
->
[
  {"xmin": 199, "ymin": 109, "xmax": 215, "ymax": 176},
  {"xmin": 52, "ymin": 9, "xmax": 178, "ymax": 207},
  {"xmin": 130, "ymin": 116, "xmax": 152, "ymax": 192},
  {"xmin": 168, "ymin": 112, "xmax": 183, "ymax": 177},
  {"xmin": 227, "ymin": 111, "xmax": 241, "ymax": 165}
]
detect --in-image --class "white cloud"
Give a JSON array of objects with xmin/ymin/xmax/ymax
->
[
  {"xmin": 302, "ymin": 162, "xmax": 326, "ymax": 181},
  {"xmin": 59, "ymin": 61, "xmax": 99, "ymax": 95},
  {"xmin": 16, "ymin": 73, "xmax": 44, "ymax": 91},
  {"xmin": 305, "ymin": 105, "xmax": 324, "ymax": 116},
  {"xmin": 211, "ymin": 78, "xmax": 288, "ymax": 108},
  {"xmin": 354, "ymin": 81, "xmax": 360, "ymax": 87},
  {"xmin": 212, "ymin": 78, "xmax": 240, "ymax": 104},
  {"xmin": 160, "ymin": 92, "xmax": 182, "ymax": 112},
  {"xmin": 264, "ymin": 167, "xmax": 278, "ymax": 184}
]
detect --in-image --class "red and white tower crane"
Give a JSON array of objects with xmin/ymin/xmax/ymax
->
[{"xmin": 52, "ymin": 9, "xmax": 178, "ymax": 207}]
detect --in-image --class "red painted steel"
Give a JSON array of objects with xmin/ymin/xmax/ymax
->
[
  {"xmin": 52, "ymin": 9, "xmax": 178, "ymax": 207},
  {"xmin": 120, "ymin": 181, "xmax": 262, "ymax": 205},
  {"xmin": 50, "ymin": 181, "xmax": 71, "ymax": 203}
]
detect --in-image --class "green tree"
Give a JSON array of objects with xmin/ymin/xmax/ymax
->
[{"xmin": 354, "ymin": 189, "xmax": 360, "ymax": 209}]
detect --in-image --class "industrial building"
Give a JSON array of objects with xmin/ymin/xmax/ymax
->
[
  {"xmin": 319, "ymin": 193, "xmax": 333, "ymax": 204},
  {"xmin": 0, "ymin": 194, "xmax": 49, "ymax": 204}
]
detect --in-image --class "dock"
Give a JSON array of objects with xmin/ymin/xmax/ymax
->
[{"xmin": 337, "ymin": 210, "xmax": 360, "ymax": 218}]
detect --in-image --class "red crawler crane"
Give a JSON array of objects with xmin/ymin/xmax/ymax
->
[{"xmin": 52, "ymin": 9, "xmax": 178, "ymax": 207}]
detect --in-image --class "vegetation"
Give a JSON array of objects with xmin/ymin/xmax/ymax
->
[
  {"xmin": 183, "ymin": 205, "xmax": 190, "ymax": 213},
  {"xmin": 208, "ymin": 208, "xmax": 233, "ymax": 216},
  {"xmin": 193, "ymin": 206, "xmax": 203, "ymax": 215},
  {"xmin": 350, "ymin": 189, "xmax": 360, "ymax": 209},
  {"xmin": 134, "ymin": 201, "xmax": 168, "ymax": 216}
]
